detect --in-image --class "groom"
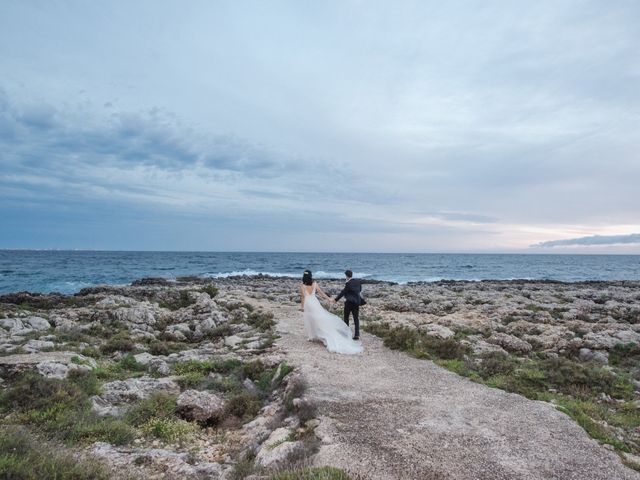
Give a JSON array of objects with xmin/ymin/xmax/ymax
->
[{"xmin": 334, "ymin": 270, "xmax": 362, "ymax": 340}]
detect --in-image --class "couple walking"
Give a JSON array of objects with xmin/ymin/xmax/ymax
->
[{"xmin": 299, "ymin": 269, "xmax": 364, "ymax": 355}]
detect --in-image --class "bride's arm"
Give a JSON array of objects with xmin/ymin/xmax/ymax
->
[
  {"xmin": 299, "ymin": 285, "xmax": 305, "ymax": 311},
  {"xmin": 316, "ymin": 284, "xmax": 333, "ymax": 303}
]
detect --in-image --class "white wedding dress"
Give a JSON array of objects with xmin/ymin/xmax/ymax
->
[{"xmin": 302, "ymin": 283, "xmax": 363, "ymax": 355}]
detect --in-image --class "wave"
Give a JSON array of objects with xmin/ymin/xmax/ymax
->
[{"xmin": 204, "ymin": 269, "xmax": 372, "ymax": 280}]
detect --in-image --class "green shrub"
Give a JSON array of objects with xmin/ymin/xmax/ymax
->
[
  {"xmin": 242, "ymin": 360, "xmax": 267, "ymax": 381},
  {"xmin": 177, "ymin": 372, "xmax": 208, "ymax": 389},
  {"xmin": 609, "ymin": 342, "xmax": 640, "ymax": 369},
  {"xmin": 160, "ymin": 290, "xmax": 195, "ymax": 311},
  {"xmin": 200, "ymin": 284, "xmax": 219, "ymax": 298},
  {"xmin": 100, "ymin": 331, "xmax": 135, "ymax": 354},
  {"xmin": 0, "ymin": 373, "xmax": 87, "ymax": 415},
  {"xmin": 475, "ymin": 352, "xmax": 518, "ymax": 379},
  {"xmin": 70, "ymin": 417, "xmax": 136, "ymax": 446},
  {"xmin": 147, "ymin": 339, "xmax": 190, "ymax": 355},
  {"xmin": 125, "ymin": 393, "xmax": 178, "ymax": 427},
  {"xmin": 141, "ymin": 417, "xmax": 197, "ymax": 442},
  {"xmin": 0, "ymin": 426, "xmax": 110, "ymax": 480},
  {"xmin": 203, "ymin": 324, "xmax": 234, "ymax": 340},
  {"xmin": 173, "ymin": 359, "xmax": 217, "ymax": 375},
  {"xmin": 247, "ymin": 310, "xmax": 276, "ymax": 332},
  {"xmin": 271, "ymin": 467, "xmax": 353, "ymax": 480},
  {"xmin": 67, "ymin": 369, "xmax": 102, "ymax": 396},
  {"xmin": 0, "ymin": 372, "xmax": 135, "ymax": 446},
  {"xmin": 118, "ymin": 353, "xmax": 146, "ymax": 372},
  {"xmin": 365, "ymin": 323, "xmax": 469, "ymax": 360},
  {"xmin": 80, "ymin": 346, "xmax": 101, "ymax": 358},
  {"xmin": 224, "ymin": 392, "xmax": 262, "ymax": 420}
]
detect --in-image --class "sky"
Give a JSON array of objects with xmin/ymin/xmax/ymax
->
[{"xmin": 0, "ymin": 1, "xmax": 639, "ymax": 253}]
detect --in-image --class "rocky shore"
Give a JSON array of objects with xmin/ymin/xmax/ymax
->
[
  {"xmin": 1, "ymin": 276, "xmax": 639, "ymax": 477},
  {"xmin": 0, "ymin": 277, "xmax": 329, "ymax": 479}
]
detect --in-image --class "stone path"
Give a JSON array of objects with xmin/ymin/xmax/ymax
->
[{"xmin": 257, "ymin": 300, "xmax": 639, "ymax": 480}]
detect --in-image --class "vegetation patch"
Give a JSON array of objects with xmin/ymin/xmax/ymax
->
[
  {"xmin": 200, "ymin": 284, "xmax": 219, "ymax": 298},
  {"xmin": 141, "ymin": 417, "xmax": 198, "ymax": 443},
  {"xmin": 366, "ymin": 322, "xmax": 470, "ymax": 360},
  {"xmin": 271, "ymin": 467, "xmax": 354, "ymax": 480},
  {"xmin": 0, "ymin": 425, "xmax": 110, "ymax": 480},
  {"xmin": 0, "ymin": 372, "xmax": 136, "ymax": 446},
  {"xmin": 247, "ymin": 310, "xmax": 277, "ymax": 332},
  {"xmin": 100, "ymin": 331, "xmax": 135, "ymax": 354},
  {"xmin": 159, "ymin": 290, "xmax": 196, "ymax": 311}
]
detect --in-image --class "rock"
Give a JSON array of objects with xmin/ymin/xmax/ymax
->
[
  {"xmin": 92, "ymin": 442, "xmax": 224, "ymax": 477},
  {"xmin": 133, "ymin": 352, "xmax": 155, "ymax": 365},
  {"xmin": 305, "ymin": 418, "xmax": 320, "ymax": 429},
  {"xmin": 194, "ymin": 317, "xmax": 217, "ymax": 338},
  {"xmin": 421, "ymin": 324, "xmax": 455, "ymax": 339},
  {"xmin": 240, "ymin": 403, "xmax": 282, "ymax": 448},
  {"xmin": 36, "ymin": 361, "xmax": 70, "ymax": 379},
  {"xmin": 613, "ymin": 330, "xmax": 640, "ymax": 344},
  {"xmin": 148, "ymin": 358, "xmax": 171, "ymax": 375},
  {"xmin": 111, "ymin": 303, "xmax": 157, "ymax": 331},
  {"xmin": 224, "ymin": 335, "xmax": 244, "ymax": 348},
  {"xmin": 92, "ymin": 376, "xmax": 180, "ymax": 416},
  {"xmin": 255, "ymin": 427, "xmax": 305, "ymax": 468},
  {"xmin": 176, "ymin": 389, "xmax": 225, "ymax": 422},
  {"xmin": 487, "ymin": 333, "xmax": 532, "ymax": 354},
  {"xmin": 0, "ymin": 351, "xmax": 96, "ymax": 379},
  {"xmin": 465, "ymin": 337, "xmax": 508, "ymax": 356},
  {"xmin": 243, "ymin": 378, "xmax": 260, "ymax": 396},
  {"xmin": 165, "ymin": 323, "xmax": 191, "ymax": 342},
  {"xmin": 578, "ymin": 348, "xmax": 609, "ymax": 364},
  {"xmin": 23, "ymin": 339, "xmax": 55, "ymax": 353},
  {"xmin": 24, "ymin": 316, "xmax": 52, "ymax": 330},
  {"xmin": 582, "ymin": 332, "xmax": 621, "ymax": 350}
]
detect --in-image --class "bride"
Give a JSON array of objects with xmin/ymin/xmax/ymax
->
[{"xmin": 299, "ymin": 270, "xmax": 363, "ymax": 355}]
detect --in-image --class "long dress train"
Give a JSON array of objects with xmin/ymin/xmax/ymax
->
[{"xmin": 302, "ymin": 283, "xmax": 363, "ymax": 355}]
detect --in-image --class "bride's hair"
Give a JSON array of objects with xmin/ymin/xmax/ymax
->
[{"xmin": 302, "ymin": 270, "xmax": 313, "ymax": 285}]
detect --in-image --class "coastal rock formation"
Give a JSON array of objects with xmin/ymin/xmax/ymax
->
[
  {"xmin": 0, "ymin": 279, "xmax": 320, "ymax": 479},
  {"xmin": 176, "ymin": 389, "xmax": 226, "ymax": 422}
]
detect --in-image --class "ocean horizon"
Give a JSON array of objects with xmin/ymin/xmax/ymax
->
[{"xmin": 1, "ymin": 250, "xmax": 640, "ymax": 295}]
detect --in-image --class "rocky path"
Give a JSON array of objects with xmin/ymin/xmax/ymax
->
[{"xmin": 257, "ymin": 299, "xmax": 639, "ymax": 480}]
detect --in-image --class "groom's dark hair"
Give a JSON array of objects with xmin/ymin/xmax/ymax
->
[{"xmin": 345, "ymin": 270, "xmax": 353, "ymax": 278}]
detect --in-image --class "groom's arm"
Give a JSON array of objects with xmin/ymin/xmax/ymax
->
[{"xmin": 335, "ymin": 286, "xmax": 346, "ymax": 302}]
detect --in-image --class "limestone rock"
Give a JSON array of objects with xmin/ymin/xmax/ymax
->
[
  {"xmin": 0, "ymin": 351, "xmax": 96, "ymax": 379},
  {"xmin": 487, "ymin": 333, "xmax": 532, "ymax": 354},
  {"xmin": 224, "ymin": 335, "xmax": 244, "ymax": 348},
  {"xmin": 255, "ymin": 427, "xmax": 304, "ymax": 467},
  {"xmin": 23, "ymin": 339, "xmax": 55, "ymax": 353},
  {"xmin": 176, "ymin": 389, "xmax": 225, "ymax": 422},
  {"xmin": 92, "ymin": 376, "xmax": 180, "ymax": 416},
  {"xmin": 578, "ymin": 348, "xmax": 609, "ymax": 364},
  {"xmin": 421, "ymin": 324, "xmax": 455, "ymax": 339}
]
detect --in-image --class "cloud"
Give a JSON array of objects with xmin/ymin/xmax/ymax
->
[
  {"xmin": 0, "ymin": 2, "xmax": 639, "ymax": 251},
  {"xmin": 533, "ymin": 233, "xmax": 640, "ymax": 248}
]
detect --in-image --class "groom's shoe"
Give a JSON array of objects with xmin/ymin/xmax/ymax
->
[{"xmin": 352, "ymin": 336, "xmax": 360, "ymax": 340}]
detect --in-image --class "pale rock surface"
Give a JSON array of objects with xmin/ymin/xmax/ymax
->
[
  {"xmin": 255, "ymin": 427, "xmax": 304, "ymax": 467},
  {"xmin": 177, "ymin": 389, "xmax": 226, "ymax": 422},
  {"xmin": 0, "ymin": 351, "xmax": 96, "ymax": 378},
  {"xmin": 487, "ymin": 332, "xmax": 533, "ymax": 354},
  {"xmin": 91, "ymin": 376, "xmax": 180, "ymax": 416}
]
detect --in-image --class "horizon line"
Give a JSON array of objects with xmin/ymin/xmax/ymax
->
[{"xmin": 1, "ymin": 248, "xmax": 639, "ymax": 256}]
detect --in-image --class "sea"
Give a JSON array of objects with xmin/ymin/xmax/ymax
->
[{"xmin": 1, "ymin": 250, "xmax": 640, "ymax": 295}]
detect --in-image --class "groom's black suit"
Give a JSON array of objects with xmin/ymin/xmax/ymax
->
[{"xmin": 335, "ymin": 278, "xmax": 362, "ymax": 338}]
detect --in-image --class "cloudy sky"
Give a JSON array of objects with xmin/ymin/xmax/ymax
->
[{"xmin": 1, "ymin": 1, "xmax": 639, "ymax": 253}]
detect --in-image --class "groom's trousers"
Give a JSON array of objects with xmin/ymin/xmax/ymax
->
[{"xmin": 343, "ymin": 301, "xmax": 360, "ymax": 337}]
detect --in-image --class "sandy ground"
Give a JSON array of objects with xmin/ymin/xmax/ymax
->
[{"xmin": 254, "ymin": 298, "xmax": 640, "ymax": 480}]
